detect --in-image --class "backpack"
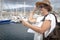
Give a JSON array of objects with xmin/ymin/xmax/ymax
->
[{"xmin": 42, "ymin": 13, "xmax": 58, "ymax": 40}]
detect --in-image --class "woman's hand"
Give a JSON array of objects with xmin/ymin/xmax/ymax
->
[
  {"xmin": 33, "ymin": 6, "xmax": 38, "ymax": 11},
  {"xmin": 28, "ymin": 6, "xmax": 37, "ymax": 23},
  {"xmin": 22, "ymin": 20, "xmax": 30, "ymax": 27}
]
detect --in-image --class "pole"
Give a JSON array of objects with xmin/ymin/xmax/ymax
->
[
  {"xmin": 24, "ymin": 1, "xmax": 26, "ymax": 16},
  {"xmin": 0, "ymin": 0, "xmax": 2, "ymax": 16}
]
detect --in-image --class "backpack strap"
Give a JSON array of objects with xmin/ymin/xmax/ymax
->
[
  {"xmin": 50, "ymin": 13, "xmax": 58, "ymax": 25},
  {"xmin": 42, "ymin": 14, "xmax": 49, "ymax": 21}
]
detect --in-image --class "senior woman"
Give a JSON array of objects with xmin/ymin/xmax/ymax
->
[{"xmin": 21, "ymin": 1, "xmax": 56, "ymax": 40}]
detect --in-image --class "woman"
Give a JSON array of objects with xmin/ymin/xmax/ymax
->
[{"xmin": 22, "ymin": 2, "xmax": 56, "ymax": 40}]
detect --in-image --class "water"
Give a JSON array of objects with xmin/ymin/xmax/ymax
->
[{"xmin": 0, "ymin": 23, "xmax": 34, "ymax": 40}]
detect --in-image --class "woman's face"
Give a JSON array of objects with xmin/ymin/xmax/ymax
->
[
  {"xmin": 39, "ymin": 7, "xmax": 47, "ymax": 14},
  {"xmin": 36, "ymin": 5, "xmax": 48, "ymax": 15}
]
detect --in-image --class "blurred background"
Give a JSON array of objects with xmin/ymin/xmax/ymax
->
[
  {"xmin": 0, "ymin": 0, "xmax": 60, "ymax": 40},
  {"xmin": 0, "ymin": 0, "xmax": 60, "ymax": 22}
]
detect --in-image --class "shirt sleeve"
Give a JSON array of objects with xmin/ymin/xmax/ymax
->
[
  {"xmin": 45, "ymin": 14, "xmax": 52, "ymax": 21},
  {"xmin": 36, "ymin": 16, "xmax": 44, "ymax": 22}
]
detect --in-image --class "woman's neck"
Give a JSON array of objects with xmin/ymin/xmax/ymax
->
[{"xmin": 43, "ymin": 11, "xmax": 49, "ymax": 16}]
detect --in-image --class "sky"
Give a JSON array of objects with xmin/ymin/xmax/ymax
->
[{"xmin": 0, "ymin": 0, "xmax": 60, "ymax": 11}]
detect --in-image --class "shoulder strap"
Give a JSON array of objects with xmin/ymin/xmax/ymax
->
[
  {"xmin": 42, "ymin": 14, "xmax": 49, "ymax": 21},
  {"xmin": 51, "ymin": 13, "xmax": 58, "ymax": 25}
]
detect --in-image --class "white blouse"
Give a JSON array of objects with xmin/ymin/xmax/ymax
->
[{"xmin": 27, "ymin": 13, "xmax": 56, "ymax": 40}]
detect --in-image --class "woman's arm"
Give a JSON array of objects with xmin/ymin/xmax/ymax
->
[
  {"xmin": 22, "ymin": 20, "xmax": 51, "ymax": 34},
  {"xmin": 28, "ymin": 7, "xmax": 37, "ymax": 23},
  {"xmin": 28, "ymin": 11, "xmax": 36, "ymax": 22}
]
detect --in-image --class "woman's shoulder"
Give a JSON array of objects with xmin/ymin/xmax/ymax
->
[
  {"xmin": 47, "ymin": 13, "xmax": 55, "ymax": 18},
  {"xmin": 49, "ymin": 13, "xmax": 55, "ymax": 16},
  {"xmin": 45, "ymin": 13, "xmax": 55, "ymax": 20}
]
